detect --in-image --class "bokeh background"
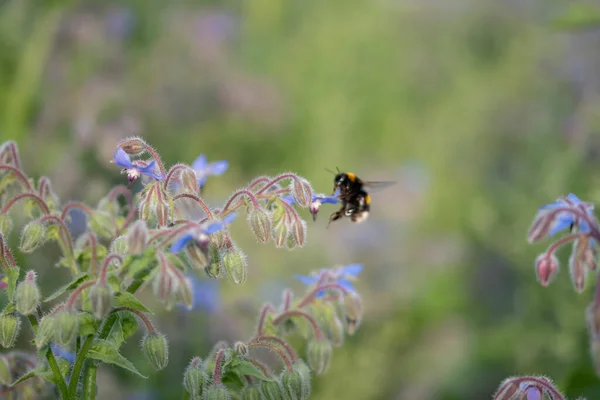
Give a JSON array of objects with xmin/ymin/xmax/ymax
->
[{"xmin": 4, "ymin": 0, "xmax": 600, "ymax": 399}]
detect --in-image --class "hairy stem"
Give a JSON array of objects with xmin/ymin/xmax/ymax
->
[
  {"xmin": 0, "ymin": 164, "xmax": 33, "ymax": 191},
  {"xmin": 297, "ymin": 283, "xmax": 350, "ymax": 308},
  {"xmin": 68, "ymin": 335, "xmax": 94, "ymax": 396},
  {"xmin": 212, "ymin": 349, "xmax": 226, "ymax": 385},
  {"xmin": 272, "ymin": 310, "xmax": 324, "ymax": 341},
  {"xmin": 173, "ymin": 193, "xmax": 213, "ymax": 218},
  {"xmin": 256, "ymin": 303, "xmax": 276, "ymax": 336},
  {"xmin": 1, "ymin": 192, "xmax": 50, "ymax": 214},
  {"xmin": 60, "ymin": 202, "xmax": 95, "ymax": 221},
  {"xmin": 248, "ymin": 342, "xmax": 294, "ymax": 371},
  {"xmin": 82, "ymin": 361, "xmax": 97, "ymax": 400},
  {"xmin": 251, "ymin": 335, "xmax": 297, "ymax": 362}
]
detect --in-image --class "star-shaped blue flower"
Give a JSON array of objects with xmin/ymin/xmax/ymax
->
[
  {"xmin": 294, "ymin": 264, "xmax": 363, "ymax": 297},
  {"xmin": 282, "ymin": 190, "xmax": 340, "ymax": 206},
  {"xmin": 538, "ymin": 193, "xmax": 595, "ymax": 237},
  {"xmin": 170, "ymin": 212, "xmax": 237, "ymax": 253},
  {"xmin": 113, "ymin": 148, "xmax": 163, "ymax": 184},
  {"xmin": 192, "ymin": 154, "xmax": 229, "ymax": 187}
]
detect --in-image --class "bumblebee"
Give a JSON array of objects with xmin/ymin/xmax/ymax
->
[{"xmin": 326, "ymin": 171, "xmax": 395, "ymax": 227}]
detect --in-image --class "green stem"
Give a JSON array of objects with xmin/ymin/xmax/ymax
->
[
  {"xmin": 183, "ymin": 392, "xmax": 190, "ymax": 400},
  {"xmin": 68, "ymin": 336, "xmax": 94, "ymax": 396},
  {"xmin": 27, "ymin": 315, "xmax": 69, "ymax": 399},
  {"xmin": 82, "ymin": 361, "xmax": 97, "ymax": 400}
]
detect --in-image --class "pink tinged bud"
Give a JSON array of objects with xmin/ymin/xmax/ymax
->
[
  {"xmin": 535, "ymin": 254, "xmax": 559, "ymax": 287},
  {"xmin": 234, "ymin": 341, "xmax": 248, "ymax": 356},
  {"xmin": 180, "ymin": 168, "xmax": 200, "ymax": 194},
  {"xmin": 288, "ymin": 219, "xmax": 307, "ymax": 248},
  {"xmin": 343, "ymin": 292, "xmax": 363, "ymax": 335},
  {"xmin": 117, "ymin": 137, "xmax": 147, "ymax": 156},
  {"xmin": 187, "ymin": 237, "xmax": 210, "ymax": 269},
  {"xmin": 492, "ymin": 377, "xmax": 520, "ymax": 400},
  {"xmin": 127, "ymin": 220, "xmax": 149, "ymax": 255},
  {"xmin": 156, "ymin": 200, "xmax": 170, "ymax": 228},
  {"xmin": 309, "ymin": 200, "xmax": 321, "ymax": 222},
  {"xmin": 292, "ymin": 178, "xmax": 313, "ymax": 208},
  {"xmin": 568, "ymin": 254, "xmax": 587, "ymax": 293}
]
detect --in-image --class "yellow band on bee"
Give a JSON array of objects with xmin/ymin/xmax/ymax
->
[
  {"xmin": 346, "ymin": 172, "xmax": 356, "ymax": 182},
  {"xmin": 364, "ymin": 194, "xmax": 371, "ymax": 205}
]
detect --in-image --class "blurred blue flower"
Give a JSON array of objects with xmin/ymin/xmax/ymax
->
[
  {"xmin": 170, "ymin": 212, "xmax": 237, "ymax": 253},
  {"xmin": 538, "ymin": 193, "xmax": 594, "ymax": 237},
  {"xmin": 192, "ymin": 154, "xmax": 229, "ymax": 187},
  {"xmin": 106, "ymin": 7, "xmax": 136, "ymax": 40},
  {"xmin": 294, "ymin": 264, "xmax": 363, "ymax": 297},
  {"xmin": 113, "ymin": 148, "xmax": 163, "ymax": 183},
  {"xmin": 283, "ymin": 191, "xmax": 340, "ymax": 206},
  {"xmin": 182, "ymin": 275, "xmax": 221, "ymax": 314},
  {"xmin": 51, "ymin": 343, "xmax": 75, "ymax": 364}
]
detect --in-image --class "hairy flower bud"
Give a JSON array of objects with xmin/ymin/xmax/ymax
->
[
  {"xmin": 291, "ymin": 178, "xmax": 313, "ymax": 208},
  {"xmin": 0, "ymin": 313, "xmax": 20, "ymax": 348},
  {"xmin": 288, "ymin": 219, "xmax": 307, "ymax": 248},
  {"xmin": 240, "ymin": 385, "xmax": 261, "ymax": 400},
  {"xmin": 0, "ymin": 355, "xmax": 10, "ymax": 385},
  {"xmin": 0, "ymin": 214, "xmax": 13, "ymax": 237},
  {"xmin": 90, "ymin": 282, "xmax": 114, "ymax": 320},
  {"xmin": 19, "ymin": 220, "xmax": 46, "ymax": 253},
  {"xmin": 222, "ymin": 245, "xmax": 248, "ymax": 285},
  {"xmin": 203, "ymin": 384, "xmax": 231, "ymax": 400},
  {"xmin": 156, "ymin": 200, "xmax": 170, "ymax": 228},
  {"xmin": 248, "ymin": 208, "xmax": 272, "ymax": 244},
  {"xmin": 180, "ymin": 168, "xmax": 200, "ymax": 194},
  {"xmin": 260, "ymin": 380, "xmax": 285, "ymax": 400},
  {"xmin": 110, "ymin": 235, "xmax": 128, "ymax": 256},
  {"xmin": 234, "ymin": 341, "xmax": 248, "ymax": 356},
  {"xmin": 15, "ymin": 271, "xmax": 41, "ymax": 316},
  {"xmin": 54, "ymin": 310, "xmax": 79, "ymax": 348},
  {"xmin": 535, "ymin": 254, "xmax": 559, "ymax": 287},
  {"xmin": 89, "ymin": 211, "xmax": 115, "ymax": 239},
  {"xmin": 205, "ymin": 247, "xmax": 222, "ymax": 278},
  {"xmin": 272, "ymin": 221, "xmax": 288, "ymax": 248},
  {"xmin": 126, "ymin": 220, "xmax": 148, "ymax": 255},
  {"xmin": 36, "ymin": 314, "xmax": 55, "ymax": 349},
  {"xmin": 306, "ymin": 339, "xmax": 332, "ymax": 375},
  {"xmin": 313, "ymin": 304, "xmax": 344, "ymax": 347},
  {"xmin": 342, "ymin": 292, "xmax": 364, "ymax": 335},
  {"xmin": 292, "ymin": 359, "xmax": 312, "ymax": 398},
  {"xmin": 117, "ymin": 137, "xmax": 147, "ymax": 156},
  {"xmin": 183, "ymin": 357, "xmax": 207, "ymax": 400},
  {"xmin": 142, "ymin": 332, "xmax": 169, "ymax": 370},
  {"xmin": 280, "ymin": 368, "xmax": 310, "ymax": 400}
]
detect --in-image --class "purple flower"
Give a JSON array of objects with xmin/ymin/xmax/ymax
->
[
  {"xmin": 191, "ymin": 154, "xmax": 228, "ymax": 187},
  {"xmin": 294, "ymin": 264, "xmax": 363, "ymax": 297},
  {"xmin": 51, "ymin": 343, "xmax": 75, "ymax": 364},
  {"xmin": 113, "ymin": 148, "xmax": 163, "ymax": 184},
  {"xmin": 170, "ymin": 212, "xmax": 237, "ymax": 253},
  {"xmin": 283, "ymin": 190, "xmax": 340, "ymax": 221},
  {"xmin": 538, "ymin": 193, "xmax": 595, "ymax": 237}
]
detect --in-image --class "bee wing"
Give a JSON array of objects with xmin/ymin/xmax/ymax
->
[{"xmin": 362, "ymin": 180, "xmax": 396, "ymax": 194}]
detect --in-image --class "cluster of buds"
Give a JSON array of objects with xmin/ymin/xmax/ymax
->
[
  {"xmin": 181, "ymin": 264, "xmax": 364, "ymax": 399},
  {"xmin": 493, "ymin": 375, "xmax": 585, "ymax": 400}
]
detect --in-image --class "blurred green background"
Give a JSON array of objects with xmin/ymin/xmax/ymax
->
[{"xmin": 4, "ymin": 0, "xmax": 600, "ymax": 399}]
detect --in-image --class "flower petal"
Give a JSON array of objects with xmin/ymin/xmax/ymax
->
[
  {"xmin": 207, "ymin": 160, "xmax": 229, "ymax": 175},
  {"xmin": 113, "ymin": 148, "xmax": 132, "ymax": 169},
  {"xmin": 567, "ymin": 193, "xmax": 583, "ymax": 204},
  {"xmin": 281, "ymin": 195, "xmax": 295, "ymax": 205},
  {"xmin": 170, "ymin": 233, "xmax": 195, "ymax": 253},
  {"xmin": 337, "ymin": 278, "xmax": 356, "ymax": 293},
  {"xmin": 203, "ymin": 221, "xmax": 225, "ymax": 235},
  {"xmin": 294, "ymin": 274, "xmax": 318, "ymax": 285},
  {"xmin": 222, "ymin": 212, "xmax": 237, "ymax": 225},
  {"xmin": 340, "ymin": 264, "xmax": 363, "ymax": 277},
  {"xmin": 192, "ymin": 154, "xmax": 207, "ymax": 171},
  {"xmin": 51, "ymin": 343, "xmax": 76, "ymax": 364},
  {"xmin": 579, "ymin": 219, "xmax": 592, "ymax": 234},
  {"xmin": 548, "ymin": 213, "xmax": 575, "ymax": 237}
]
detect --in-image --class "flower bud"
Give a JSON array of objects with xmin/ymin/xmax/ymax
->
[
  {"xmin": 288, "ymin": 219, "xmax": 307, "ymax": 248},
  {"xmin": 0, "ymin": 213, "xmax": 13, "ymax": 237},
  {"xmin": 117, "ymin": 137, "xmax": 147, "ymax": 156},
  {"xmin": 15, "ymin": 271, "xmax": 40, "ymax": 316},
  {"xmin": 234, "ymin": 341, "xmax": 248, "ymax": 356},
  {"xmin": 183, "ymin": 357, "xmax": 207, "ymax": 400},
  {"xmin": 569, "ymin": 254, "xmax": 587, "ymax": 293},
  {"xmin": 110, "ymin": 235, "xmax": 128, "ymax": 256},
  {"xmin": 0, "ymin": 313, "xmax": 21, "ymax": 348},
  {"xmin": 535, "ymin": 254, "xmax": 559, "ymax": 287},
  {"xmin": 36, "ymin": 314, "xmax": 55, "ymax": 349},
  {"xmin": 141, "ymin": 332, "xmax": 169, "ymax": 370},
  {"xmin": 309, "ymin": 199, "xmax": 321, "ymax": 222},
  {"xmin": 90, "ymin": 282, "xmax": 114, "ymax": 320},
  {"xmin": 187, "ymin": 234, "xmax": 210, "ymax": 269},
  {"xmin": 126, "ymin": 220, "xmax": 148, "ymax": 255},
  {"xmin": 291, "ymin": 178, "xmax": 313, "ymax": 208},
  {"xmin": 205, "ymin": 247, "xmax": 223, "ymax": 278},
  {"xmin": 89, "ymin": 211, "xmax": 115, "ymax": 239},
  {"xmin": 272, "ymin": 221, "xmax": 288, "ymax": 248},
  {"xmin": 248, "ymin": 208, "xmax": 272, "ymax": 244},
  {"xmin": 156, "ymin": 200, "xmax": 170, "ymax": 228},
  {"xmin": 180, "ymin": 168, "xmax": 200, "ymax": 194},
  {"xmin": 492, "ymin": 378, "xmax": 520, "ymax": 400},
  {"xmin": 203, "ymin": 384, "xmax": 231, "ymax": 400},
  {"xmin": 292, "ymin": 359, "xmax": 312, "ymax": 398},
  {"xmin": 260, "ymin": 380, "xmax": 285, "ymax": 400},
  {"xmin": 280, "ymin": 367, "xmax": 310, "ymax": 400},
  {"xmin": 222, "ymin": 246, "xmax": 248, "ymax": 285},
  {"xmin": 0, "ymin": 355, "xmax": 10, "ymax": 385},
  {"xmin": 240, "ymin": 385, "xmax": 261, "ymax": 400},
  {"xmin": 19, "ymin": 220, "xmax": 46, "ymax": 253},
  {"xmin": 306, "ymin": 339, "xmax": 332, "ymax": 375},
  {"xmin": 313, "ymin": 304, "xmax": 344, "ymax": 347},
  {"xmin": 54, "ymin": 310, "xmax": 79, "ymax": 348},
  {"xmin": 342, "ymin": 292, "xmax": 363, "ymax": 335}
]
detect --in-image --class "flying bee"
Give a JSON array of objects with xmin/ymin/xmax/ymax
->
[{"xmin": 325, "ymin": 169, "xmax": 395, "ymax": 227}]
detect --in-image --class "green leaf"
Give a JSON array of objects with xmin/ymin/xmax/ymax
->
[
  {"xmin": 1, "ymin": 302, "xmax": 15, "ymax": 315},
  {"xmin": 106, "ymin": 316, "xmax": 125, "ymax": 349},
  {"xmin": 221, "ymin": 371, "xmax": 246, "ymax": 390},
  {"xmin": 10, "ymin": 371, "xmax": 35, "ymax": 387},
  {"xmin": 87, "ymin": 340, "xmax": 147, "ymax": 378},
  {"xmin": 16, "ymin": 355, "xmax": 71, "ymax": 386},
  {"xmin": 45, "ymin": 224, "xmax": 61, "ymax": 241},
  {"xmin": 114, "ymin": 291, "xmax": 153, "ymax": 314},
  {"xmin": 233, "ymin": 359, "xmax": 276, "ymax": 382},
  {"xmin": 118, "ymin": 311, "xmax": 139, "ymax": 341},
  {"xmin": 5, "ymin": 267, "xmax": 20, "ymax": 301},
  {"xmin": 78, "ymin": 312, "xmax": 98, "ymax": 337},
  {"xmin": 120, "ymin": 248, "xmax": 157, "ymax": 278},
  {"xmin": 44, "ymin": 273, "xmax": 89, "ymax": 303},
  {"xmin": 552, "ymin": 3, "xmax": 600, "ymax": 31}
]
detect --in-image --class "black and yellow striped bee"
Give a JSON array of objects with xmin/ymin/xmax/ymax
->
[{"xmin": 327, "ymin": 170, "xmax": 395, "ymax": 227}]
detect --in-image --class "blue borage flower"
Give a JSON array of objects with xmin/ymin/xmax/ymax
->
[
  {"xmin": 283, "ymin": 189, "xmax": 340, "ymax": 221},
  {"xmin": 538, "ymin": 193, "xmax": 595, "ymax": 238},
  {"xmin": 180, "ymin": 274, "xmax": 221, "ymax": 314},
  {"xmin": 51, "ymin": 343, "xmax": 75, "ymax": 364},
  {"xmin": 170, "ymin": 212, "xmax": 237, "ymax": 253},
  {"xmin": 191, "ymin": 154, "xmax": 229, "ymax": 187},
  {"xmin": 113, "ymin": 148, "xmax": 164, "ymax": 184},
  {"xmin": 294, "ymin": 264, "xmax": 363, "ymax": 297}
]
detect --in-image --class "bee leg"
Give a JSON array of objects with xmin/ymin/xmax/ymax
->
[{"xmin": 326, "ymin": 210, "xmax": 344, "ymax": 228}]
